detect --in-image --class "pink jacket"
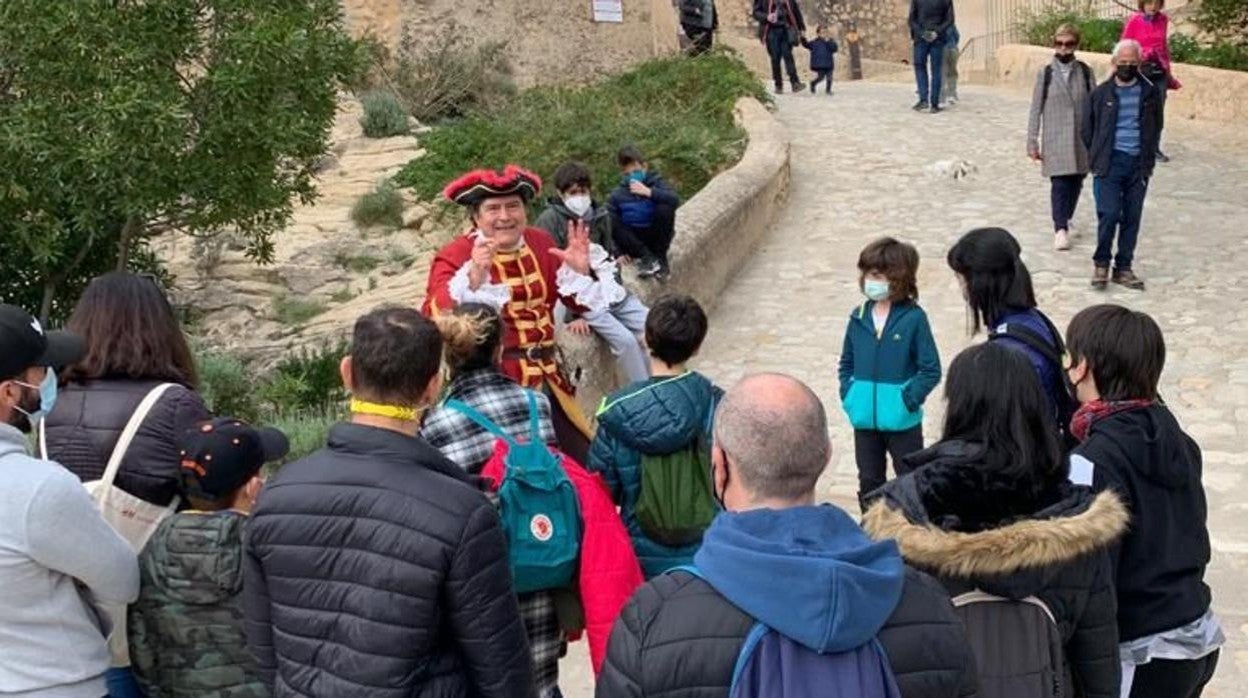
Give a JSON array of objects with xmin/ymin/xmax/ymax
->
[
  {"xmin": 482, "ymin": 441, "xmax": 644, "ymax": 675},
  {"xmin": 1122, "ymin": 12, "xmax": 1182, "ymax": 89}
]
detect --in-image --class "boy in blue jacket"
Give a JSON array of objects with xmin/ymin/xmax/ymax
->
[
  {"xmin": 607, "ymin": 145, "xmax": 681, "ymax": 281},
  {"xmin": 838, "ymin": 237, "xmax": 941, "ymax": 510},
  {"xmin": 589, "ymin": 294, "xmax": 722, "ymax": 578},
  {"xmin": 800, "ymin": 25, "xmax": 839, "ymax": 94}
]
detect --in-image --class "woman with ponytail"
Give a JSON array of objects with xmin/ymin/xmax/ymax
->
[{"xmin": 947, "ymin": 228, "xmax": 1076, "ymax": 441}]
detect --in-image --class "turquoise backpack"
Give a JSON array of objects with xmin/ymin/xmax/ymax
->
[{"xmin": 445, "ymin": 391, "xmax": 581, "ymax": 594}]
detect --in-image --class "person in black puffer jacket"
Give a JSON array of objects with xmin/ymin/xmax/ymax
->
[
  {"xmin": 863, "ymin": 342, "xmax": 1128, "ymax": 698},
  {"xmin": 597, "ymin": 373, "xmax": 977, "ymax": 698},
  {"xmin": 244, "ymin": 306, "xmax": 534, "ymax": 697},
  {"xmin": 44, "ymin": 272, "xmax": 211, "ymax": 507}
]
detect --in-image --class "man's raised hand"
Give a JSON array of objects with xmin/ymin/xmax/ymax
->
[
  {"xmin": 549, "ymin": 220, "xmax": 592, "ymax": 276},
  {"xmin": 468, "ymin": 236, "xmax": 495, "ymax": 290}
]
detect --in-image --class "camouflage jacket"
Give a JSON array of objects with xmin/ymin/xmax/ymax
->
[{"xmin": 129, "ymin": 511, "xmax": 268, "ymax": 697}]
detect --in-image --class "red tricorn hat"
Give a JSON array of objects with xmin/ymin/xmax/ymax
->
[{"xmin": 442, "ymin": 165, "xmax": 543, "ymax": 207}]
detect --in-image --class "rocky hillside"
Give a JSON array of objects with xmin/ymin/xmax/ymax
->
[{"xmin": 157, "ymin": 97, "xmax": 456, "ymax": 362}]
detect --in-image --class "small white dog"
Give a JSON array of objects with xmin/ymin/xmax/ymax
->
[{"xmin": 926, "ymin": 159, "xmax": 978, "ymax": 180}]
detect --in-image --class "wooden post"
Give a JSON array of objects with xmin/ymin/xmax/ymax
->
[{"xmin": 846, "ymin": 23, "xmax": 863, "ymax": 80}]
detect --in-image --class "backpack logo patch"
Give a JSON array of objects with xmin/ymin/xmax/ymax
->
[{"xmin": 530, "ymin": 513, "xmax": 554, "ymax": 542}]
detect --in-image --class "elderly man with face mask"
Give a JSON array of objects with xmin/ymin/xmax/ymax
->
[
  {"xmin": 1082, "ymin": 39, "xmax": 1162, "ymax": 292},
  {"xmin": 0, "ymin": 304, "xmax": 139, "ymax": 698},
  {"xmin": 424, "ymin": 165, "xmax": 627, "ymax": 462}
]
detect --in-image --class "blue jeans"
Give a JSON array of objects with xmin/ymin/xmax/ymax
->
[
  {"xmin": 1093, "ymin": 150, "xmax": 1149, "ymax": 271},
  {"xmin": 106, "ymin": 667, "xmax": 144, "ymax": 698},
  {"xmin": 913, "ymin": 39, "xmax": 945, "ymax": 105}
]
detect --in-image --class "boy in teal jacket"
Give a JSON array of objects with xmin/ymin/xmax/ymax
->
[{"xmin": 838, "ymin": 238, "xmax": 941, "ymax": 509}]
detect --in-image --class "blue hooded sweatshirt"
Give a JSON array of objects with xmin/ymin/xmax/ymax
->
[{"xmin": 694, "ymin": 506, "xmax": 905, "ymax": 653}]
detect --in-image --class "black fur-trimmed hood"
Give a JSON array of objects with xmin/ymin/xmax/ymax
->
[{"xmin": 863, "ymin": 441, "xmax": 1128, "ymax": 592}]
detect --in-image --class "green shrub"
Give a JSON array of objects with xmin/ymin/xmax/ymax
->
[
  {"xmin": 264, "ymin": 344, "xmax": 349, "ymax": 414},
  {"xmin": 273, "ymin": 295, "xmax": 327, "ymax": 325},
  {"xmin": 333, "ymin": 252, "xmax": 383, "ymax": 273},
  {"xmin": 359, "ymin": 90, "xmax": 411, "ymax": 138},
  {"xmin": 394, "ymin": 48, "xmax": 767, "ymax": 208},
  {"xmin": 266, "ymin": 410, "xmax": 337, "ymax": 469},
  {"xmin": 1195, "ymin": 0, "xmax": 1248, "ymax": 47},
  {"xmin": 350, "ymin": 180, "xmax": 405, "ymax": 229},
  {"xmin": 1016, "ymin": 4, "xmax": 1122, "ymax": 55},
  {"xmin": 1188, "ymin": 40, "xmax": 1248, "ymax": 72},
  {"xmin": 197, "ymin": 351, "xmax": 262, "ymax": 422},
  {"xmin": 1169, "ymin": 32, "xmax": 1201, "ymax": 64}
]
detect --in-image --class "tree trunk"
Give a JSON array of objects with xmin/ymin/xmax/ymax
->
[
  {"xmin": 115, "ymin": 217, "xmax": 140, "ymax": 271},
  {"xmin": 39, "ymin": 279, "xmax": 57, "ymax": 325}
]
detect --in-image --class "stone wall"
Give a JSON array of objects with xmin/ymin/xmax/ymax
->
[
  {"xmin": 558, "ymin": 97, "xmax": 792, "ymax": 417},
  {"xmin": 811, "ymin": 0, "xmax": 912, "ymax": 63},
  {"xmin": 339, "ymin": 0, "xmax": 681, "ymax": 88},
  {"xmin": 991, "ymin": 44, "xmax": 1248, "ymax": 126}
]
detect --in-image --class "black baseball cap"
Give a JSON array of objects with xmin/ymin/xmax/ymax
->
[
  {"xmin": 178, "ymin": 418, "xmax": 290, "ymax": 502},
  {"xmin": 0, "ymin": 304, "xmax": 86, "ymax": 382}
]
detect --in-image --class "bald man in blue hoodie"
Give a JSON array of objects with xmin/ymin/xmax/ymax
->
[{"xmin": 596, "ymin": 374, "xmax": 977, "ymax": 698}]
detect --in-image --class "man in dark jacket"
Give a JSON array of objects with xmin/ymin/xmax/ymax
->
[
  {"xmin": 244, "ymin": 306, "xmax": 535, "ymax": 697},
  {"xmin": 679, "ymin": 0, "xmax": 717, "ymax": 55},
  {"xmin": 607, "ymin": 145, "xmax": 681, "ymax": 281},
  {"xmin": 1065, "ymin": 305, "xmax": 1224, "ymax": 697},
  {"xmin": 1081, "ymin": 39, "xmax": 1161, "ymax": 291},
  {"xmin": 909, "ymin": 0, "xmax": 954, "ymax": 112},
  {"xmin": 130, "ymin": 417, "xmax": 289, "ymax": 697},
  {"xmin": 752, "ymin": 0, "xmax": 806, "ymax": 92},
  {"xmin": 596, "ymin": 373, "xmax": 978, "ymax": 697}
]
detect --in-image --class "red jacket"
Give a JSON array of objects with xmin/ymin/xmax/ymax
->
[
  {"xmin": 1122, "ymin": 12, "xmax": 1182, "ymax": 90},
  {"xmin": 481, "ymin": 441, "xmax": 643, "ymax": 675}
]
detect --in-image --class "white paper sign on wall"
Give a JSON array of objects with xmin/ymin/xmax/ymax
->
[{"xmin": 592, "ymin": 0, "xmax": 624, "ymax": 22}]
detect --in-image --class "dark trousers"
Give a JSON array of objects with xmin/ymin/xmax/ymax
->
[
  {"xmin": 765, "ymin": 28, "xmax": 800, "ymax": 88},
  {"xmin": 1156, "ymin": 81, "xmax": 1169, "ymax": 150},
  {"xmin": 811, "ymin": 69, "xmax": 833, "ymax": 93},
  {"xmin": 913, "ymin": 39, "xmax": 945, "ymax": 105},
  {"xmin": 1050, "ymin": 173, "xmax": 1086, "ymax": 232},
  {"xmin": 683, "ymin": 23, "xmax": 714, "ymax": 55},
  {"xmin": 854, "ymin": 426, "xmax": 923, "ymax": 509},
  {"xmin": 1093, "ymin": 150, "xmax": 1149, "ymax": 271},
  {"xmin": 610, "ymin": 202, "xmax": 677, "ymax": 265},
  {"xmin": 1129, "ymin": 651, "xmax": 1219, "ymax": 698}
]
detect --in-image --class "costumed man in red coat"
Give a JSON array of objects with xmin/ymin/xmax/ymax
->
[{"xmin": 423, "ymin": 165, "xmax": 626, "ymax": 463}]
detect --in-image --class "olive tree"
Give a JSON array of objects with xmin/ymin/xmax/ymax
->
[{"xmin": 0, "ymin": 0, "xmax": 362, "ymax": 320}]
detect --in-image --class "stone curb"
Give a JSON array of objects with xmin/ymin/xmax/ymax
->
[{"xmin": 557, "ymin": 96, "xmax": 793, "ymax": 418}]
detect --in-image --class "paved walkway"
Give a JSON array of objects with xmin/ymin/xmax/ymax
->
[{"xmin": 562, "ymin": 79, "xmax": 1248, "ymax": 696}]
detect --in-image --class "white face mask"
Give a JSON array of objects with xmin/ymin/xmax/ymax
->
[{"xmin": 563, "ymin": 194, "xmax": 592, "ymax": 217}]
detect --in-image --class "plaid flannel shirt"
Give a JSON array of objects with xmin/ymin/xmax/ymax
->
[{"xmin": 421, "ymin": 368, "xmax": 564, "ymax": 696}]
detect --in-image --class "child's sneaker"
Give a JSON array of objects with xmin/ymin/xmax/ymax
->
[{"xmin": 636, "ymin": 258, "xmax": 661, "ymax": 279}]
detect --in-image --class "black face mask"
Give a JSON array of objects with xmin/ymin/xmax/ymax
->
[
  {"xmin": 1116, "ymin": 64, "xmax": 1139, "ymax": 82},
  {"xmin": 1056, "ymin": 52, "xmax": 1076, "ymax": 64}
]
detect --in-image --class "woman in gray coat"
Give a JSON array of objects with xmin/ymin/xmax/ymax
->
[{"xmin": 1027, "ymin": 23, "xmax": 1095, "ymax": 252}]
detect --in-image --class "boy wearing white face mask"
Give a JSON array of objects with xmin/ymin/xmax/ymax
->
[
  {"xmin": 536, "ymin": 161, "xmax": 651, "ymax": 383},
  {"xmin": 837, "ymin": 237, "xmax": 941, "ymax": 510}
]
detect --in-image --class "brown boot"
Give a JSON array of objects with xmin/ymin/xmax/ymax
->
[
  {"xmin": 1113, "ymin": 269, "xmax": 1146, "ymax": 291},
  {"xmin": 1091, "ymin": 266, "xmax": 1109, "ymax": 290}
]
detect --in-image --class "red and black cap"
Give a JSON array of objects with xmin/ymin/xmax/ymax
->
[
  {"xmin": 178, "ymin": 418, "xmax": 289, "ymax": 502},
  {"xmin": 0, "ymin": 304, "xmax": 85, "ymax": 382},
  {"xmin": 442, "ymin": 165, "xmax": 542, "ymax": 207}
]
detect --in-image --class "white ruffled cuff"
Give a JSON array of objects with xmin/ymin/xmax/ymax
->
[
  {"xmin": 556, "ymin": 244, "xmax": 627, "ymax": 313},
  {"xmin": 448, "ymin": 262, "xmax": 510, "ymax": 310}
]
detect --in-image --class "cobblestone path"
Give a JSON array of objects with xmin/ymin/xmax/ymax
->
[{"xmin": 563, "ymin": 79, "xmax": 1248, "ymax": 696}]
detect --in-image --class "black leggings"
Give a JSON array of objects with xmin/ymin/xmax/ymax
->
[
  {"xmin": 854, "ymin": 426, "xmax": 923, "ymax": 510},
  {"xmin": 1129, "ymin": 651, "xmax": 1219, "ymax": 698},
  {"xmin": 1050, "ymin": 173, "xmax": 1086, "ymax": 232},
  {"xmin": 811, "ymin": 70, "xmax": 833, "ymax": 93}
]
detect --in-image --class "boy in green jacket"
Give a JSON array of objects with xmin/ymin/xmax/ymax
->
[
  {"xmin": 128, "ymin": 418, "xmax": 288, "ymax": 697},
  {"xmin": 838, "ymin": 237, "xmax": 942, "ymax": 510}
]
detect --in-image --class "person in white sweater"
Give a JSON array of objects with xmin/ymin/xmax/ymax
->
[{"xmin": 0, "ymin": 304, "xmax": 139, "ymax": 698}]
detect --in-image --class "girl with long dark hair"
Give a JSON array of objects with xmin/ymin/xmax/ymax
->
[{"xmin": 864, "ymin": 342, "xmax": 1127, "ymax": 697}]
